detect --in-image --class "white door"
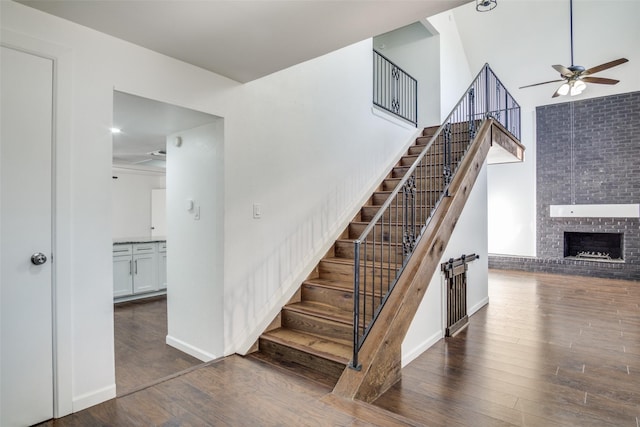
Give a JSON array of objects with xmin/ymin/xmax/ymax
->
[
  {"xmin": 0, "ymin": 46, "xmax": 54, "ymax": 426},
  {"xmin": 151, "ymin": 188, "xmax": 166, "ymax": 237}
]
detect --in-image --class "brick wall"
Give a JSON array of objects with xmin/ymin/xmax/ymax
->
[{"xmin": 491, "ymin": 91, "xmax": 639, "ymax": 280}]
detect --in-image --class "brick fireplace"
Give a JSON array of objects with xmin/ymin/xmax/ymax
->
[{"xmin": 490, "ymin": 91, "xmax": 639, "ymax": 280}]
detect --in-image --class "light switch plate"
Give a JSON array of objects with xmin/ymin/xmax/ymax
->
[{"xmin": 253, "ymin": 203, "xmax": 262, "ymax": 219}]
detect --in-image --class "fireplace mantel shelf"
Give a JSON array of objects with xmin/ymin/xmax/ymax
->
[{"xmin": 550, "ymin": 204, "xmax": 639, "ymax": 218}]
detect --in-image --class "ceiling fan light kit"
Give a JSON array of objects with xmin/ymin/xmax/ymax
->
[{"xmin": 519, "ymin": 0, "xmax": 628, "ymax": 98}]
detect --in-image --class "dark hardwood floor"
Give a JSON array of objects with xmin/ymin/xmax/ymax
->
[
  {"xmin": 41, "ymin": 270, "xmax": 639, "ymax": 426},
  {"xmin": 113, "ymin": 296, "xmax": 202, "ymax": 396},
  {"xmin": 376, "ymin": 270, "xmax": 640, "ymax": 426}
]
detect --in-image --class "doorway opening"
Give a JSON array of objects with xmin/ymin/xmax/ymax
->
[{"xmin": 111, "ymin": 90, "xmax": 221, "ymax": 395}]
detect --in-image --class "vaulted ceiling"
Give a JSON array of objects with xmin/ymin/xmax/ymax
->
[{"xmin": 18, "ymin": 0, "xmax": 469, "ymax": 83}]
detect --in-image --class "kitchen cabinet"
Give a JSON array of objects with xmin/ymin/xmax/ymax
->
[
  {"xmin": 113, "ymin": 240, "xmax": 165, "ymax": 300},
  {"xmin": 113, "ymin": 245, "xmax": 134, "ymax": 298},
  {"xmin": 132, "ymin": 243, "xmax": 157, "ymax": 294},
  {"xmin": 158, "ymin": 241, "xmax": 167, "ymax": 290}
]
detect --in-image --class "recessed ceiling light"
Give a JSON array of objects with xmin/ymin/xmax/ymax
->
[{"xmin": 110, "ymin": 127, "xmax": 122, "ymax": 134}]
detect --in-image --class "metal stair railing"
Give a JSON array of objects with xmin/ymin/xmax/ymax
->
[{"xmin": 350, "ymin": 64, "xmax": 520, "ymax": 370}]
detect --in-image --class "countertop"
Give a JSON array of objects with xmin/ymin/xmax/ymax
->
[{"xmin": 113, "ymin": 237, "xmax": 166, "ymax": 245}]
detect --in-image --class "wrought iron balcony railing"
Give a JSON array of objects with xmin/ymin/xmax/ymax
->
[{"xmin": 373, "ymin": 50, "xmax": 418, "ymax": 126}]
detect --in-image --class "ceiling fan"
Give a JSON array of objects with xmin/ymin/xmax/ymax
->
[{"xmin": 519, "ymin": 0, "xmax": 628, "ymax": 98}]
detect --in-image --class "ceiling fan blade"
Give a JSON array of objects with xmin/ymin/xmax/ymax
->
[
  {"xmin": 581, "ymin": 76, "xmax": 620, "ymax": 85},
  {"xmin": 584, "ymin": 58, "xmax": 628, "ymax": 75},
  {"xmin": 552, "ymin": 87, "xmax": 563, "ymax": 98},
  {"xmin": 519, "ymin": 79, "xmax": 564, "ymax": 89},
  {"xmin": 552, "ymin": 64, "xmax": 573, "ymax": 76}
]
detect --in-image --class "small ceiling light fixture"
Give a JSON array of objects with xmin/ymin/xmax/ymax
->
[
  {"xmin": 476, "ymin": 0, "xmax": 497, "ymax": 12},
  {"xmin": 557, "ymin": 79, "xmax": 587, "ymax": 97},
  {"xmin": 110, "ymin": 127, "xmax": 122, "ymax": 134}
]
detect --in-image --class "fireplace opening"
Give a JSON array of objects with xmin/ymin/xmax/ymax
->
[{"xmin": 564, "ymin": 232, "xmax": 624, "ymax": 262}]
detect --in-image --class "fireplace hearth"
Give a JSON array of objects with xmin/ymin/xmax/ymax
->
[{"xmin": 564, "ymin": 232, "xmax": 624, "ymax": 263}]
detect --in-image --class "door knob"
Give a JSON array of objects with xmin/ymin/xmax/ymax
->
[{"xmin": 31, "ymin": 252, "xmax": 47, "ymax": 265}]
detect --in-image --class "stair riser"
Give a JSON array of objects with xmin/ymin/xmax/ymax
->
[
  {"xmin": 382, "ymin": 177, "xmax": 445, "ymax": 191},
  {"xmin": 392, "ymin": 166, "xmax": 442, "ymax": 178},
  {"xmin": 282, "ymin": 310, "xmax": 352, "ymax": 343},
  {"xmin": 360, "ymin": 206, "xmax": 434, "ymax": 223},
  {"xmin": 335, "ymin": 241, "xmax": 404, "ymax": 262},
  {"xmin": 318, "ymin": 261, "xmax": 397, "ymax": 286},
  {"xmin": 301, "ymin": 284, "xmax": 381, "ymax": 315},
  {"xmin": 349, "ymin": 223, "xmax": 419, "ymax": 242},
  {"xmin": 258, "ymin": 338, "xmax": 345, "ymax": 383},
  {"xmin": 408, "ymin": 145, "xmax": 427, "ymax": 155},
  {"xmin": 372, "ymin": 191, "xmax": 444, "ymax": 206},
  {"xmin": 422, "ymin": 126, "xmax": 440, "ymax": 137},
  {"xmin": 302, "ymin": 283, "xmax": 354, "ymax": 312},
  {"xmin": 401, "ymin": 151, "xmax": 469, "ymax": 167}
]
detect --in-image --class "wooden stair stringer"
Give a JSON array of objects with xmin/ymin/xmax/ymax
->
[{"xmin": 332, "ymin": 118, "xmax": 497, "ymax": 403}]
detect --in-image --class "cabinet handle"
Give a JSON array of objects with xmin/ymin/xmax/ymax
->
[
  {"xmin": 129, "ymin": 260, "xmax": 132, "ymax": 275},
  {"xmin": 135, "ymin": 259, "xmax": 138, "ymax": 275}
]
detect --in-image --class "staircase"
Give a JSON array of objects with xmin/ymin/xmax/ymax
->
[
  {"xmin": 249, "ymin": 64, "xmax": 523, "ymax": 399},
  {"xmin": 249, "ymin": 125, "xmax": 457, "ymax": 383}
]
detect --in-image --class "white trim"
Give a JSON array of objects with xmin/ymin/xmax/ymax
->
[
  {"xmin": 371, "ymin": 106, "xmax": 418, "ymax": 130},
  {"xmin": 112, "ymin": 165, "xmax": 166, "ymax": 176},
  {"xmin": 401, "ymin": 330, "xmax": 442, "ymax": 367},
  {"xmin": 469, "ymin": 296, "xmax": 489, "ymax": 316},
  {"xmin": 72, "ymin": 385, "xmax": 116, "ymax": 413},
  {"xmin": 166, "ymin": 335, "xmax": 217, "ymax": 362},
  {"xmin": 114, "ymin": 290, "xmax": 167, "ymax": 304}
]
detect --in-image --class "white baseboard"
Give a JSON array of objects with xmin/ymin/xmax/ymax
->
[
  {"xmin": 166, "ymin": 335, "xmax": 217, "ymax": 362},
  {"xmin": 72, "ymin": 384, "xmax": 116, "ymax": 412},
  {"xmin": 469, "ymin": 296, "xmax": 489, "ymax": 316},
  {"xmin": 401, "ymin": 330, "xmax": 443, "ymax": 368}
]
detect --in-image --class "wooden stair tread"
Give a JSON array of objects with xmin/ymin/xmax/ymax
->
[
  {"xmin": 336, "ymin": 238, "xmax": 402, "ymax": 247},
  {"xmin": 261, "ymin": 328, "xmax": 351, "ymax": 364},
  {"xmin": 303, "ymin": 277, "xmax": 353, "ymax": 291},
  {"xmin": 303, "ymin": 278, "xmax": 385, "ymax": 298},
  {"xmin": 285, "ymin": 301, "xmax": 353, "ymax": 325}
]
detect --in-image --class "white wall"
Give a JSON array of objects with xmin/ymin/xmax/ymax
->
[
  {"xmin": 373, "ymin": 22, "xmax": 441, "ymax": 128},
  {"xmin": 224, "ymin": 40, "xmax": 419, "ymax": 353},
  {"xmin": 427, "ymin": 11, "xmax": 473, "ymax": 121},
  {"xmin": 1, "ymin": 1, "xmax": 418, "ymax": 414},
  {"xmin": 166, "ymin": 122, "xmax": 224, "ymax": 361},
  {"xmin": 402, "ymin": 162, "xmax": 489, "ymax": 366},
  {"xmin": 111, "ymin": 168, "xmax": 165, "ymax": 239}
]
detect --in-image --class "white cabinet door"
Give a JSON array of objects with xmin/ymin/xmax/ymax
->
[
  {"xmin": 133, "ymin": 253, "xmax": 156, "ymax": 293},
  {"xmin": 158, "ymin": 243, "xmax": 167, "ymax": 290},
  {"xmin": 113, "ymin": 256, "xmax": 133, "ymax": 297}
]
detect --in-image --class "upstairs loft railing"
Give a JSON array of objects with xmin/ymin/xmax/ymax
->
[
  {"xmin": 350, "ymin": 64, "xmax": 520, "ymax": 370},
  {"xmin": 373, "ymin": 50, "xmax": 418, "ymax": 126}
]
